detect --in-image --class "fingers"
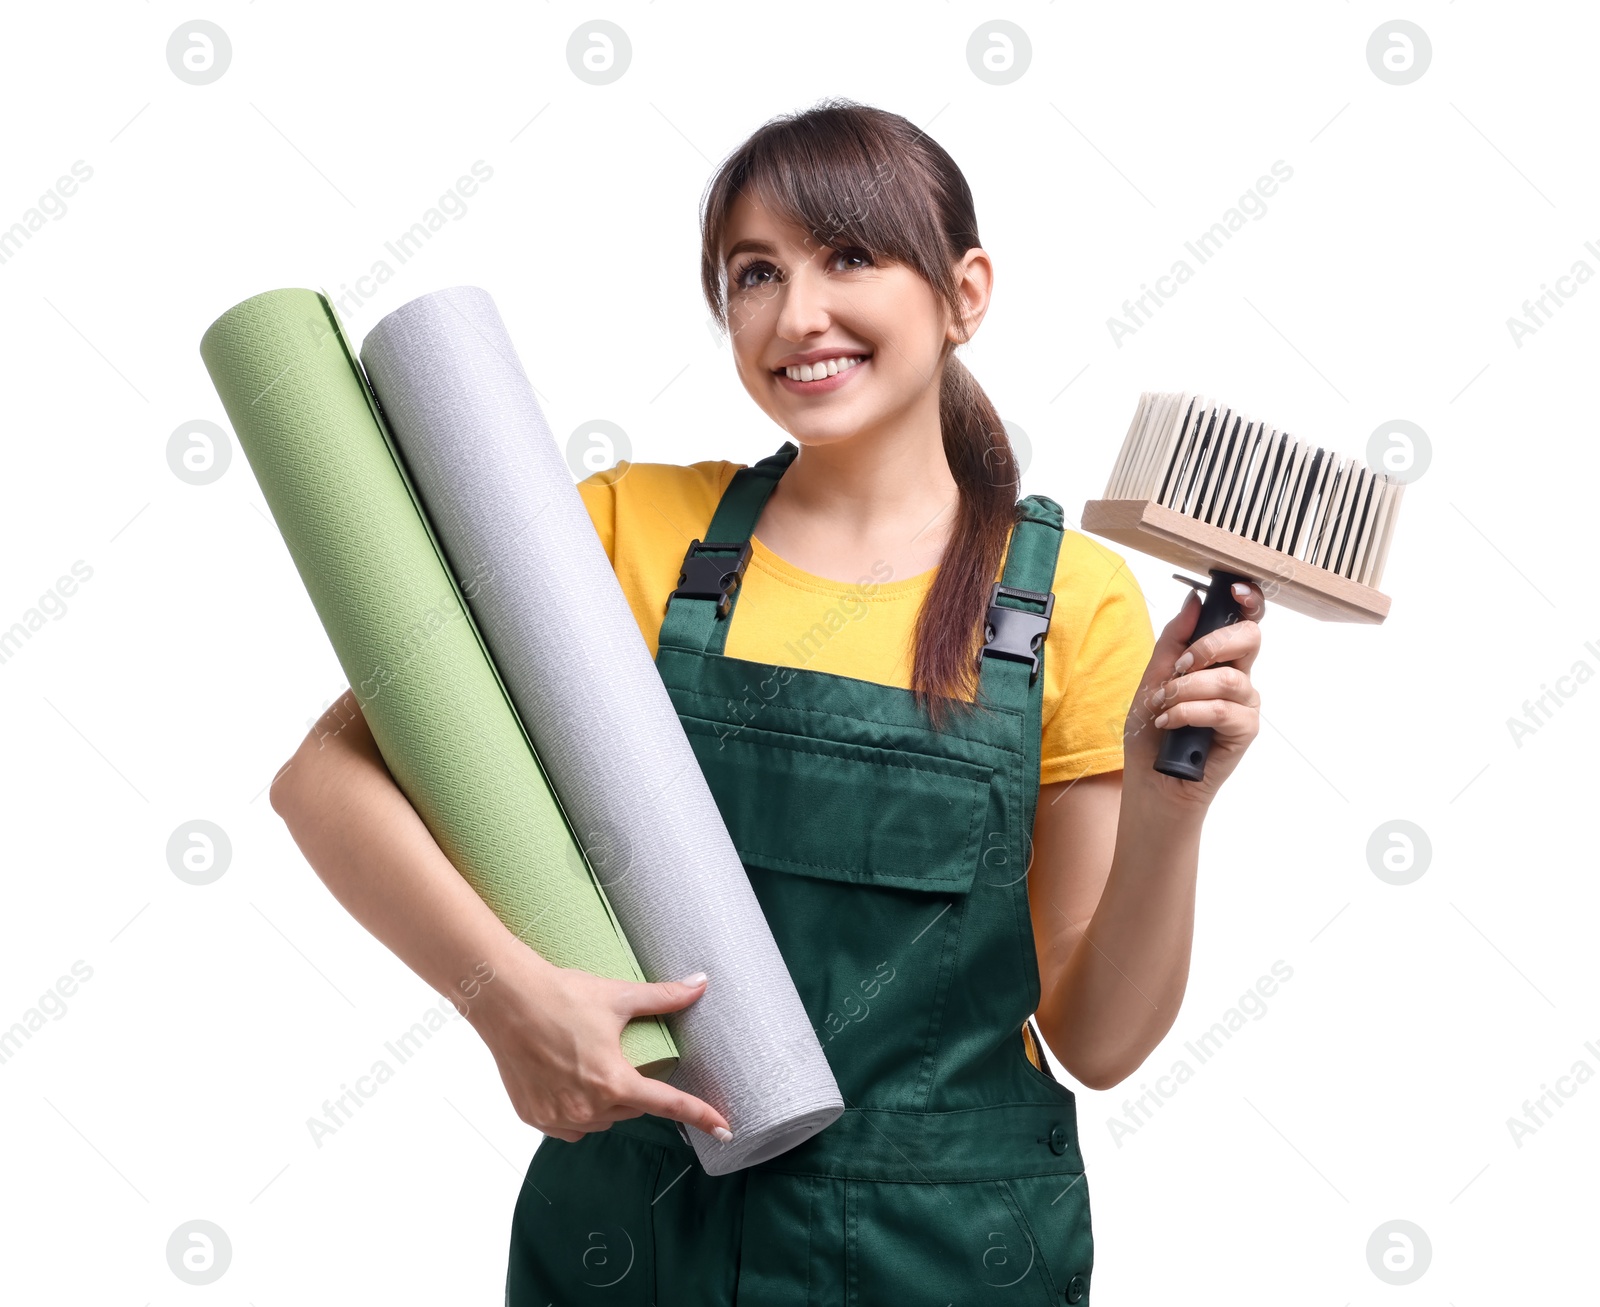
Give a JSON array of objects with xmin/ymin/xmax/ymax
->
[
  {"xmin": 527, "ymin": 1064, "xmax": 730, "ymax": 1144},
  {"xmin": 1173, "ymin": 603, "xmax": 1265, "ymax": 679},
  {"xmin": 1155, "ymin": 588, "xmax": 1203, "ymax": 662},
  {"xmin": 618, "ymin": 1075, "xmax": 734, "ymax": 1141},
  {"xmin": 1146, "ymin": 652, "xmax": 1261, "ymax": 746},
  {"xmin": 1228, "ymin": 579, "xmax": 1268, "ymax": 624},
  {"xmin": 1146, "ymin": 664, "xmax": 1259, "ymax": 723},
  {"xmin": 599, "ymin": 975, "xmax": 732, "ymax": 1138},
  {"xmin": 1146, "ymin": 694, "xmax": 1260, "ymax": 740},
  {"xmin": 1138, "ymin": 590, "xmax": 1202, "ymax": 705},
  {"xmin": 611, "ymin": 973, "xmax": 711, "ymax": 1018}
]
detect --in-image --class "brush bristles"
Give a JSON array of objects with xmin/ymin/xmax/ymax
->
[{"xmin": 1105, "ymin": 393, "xmax": 1405, "ymax": 591}]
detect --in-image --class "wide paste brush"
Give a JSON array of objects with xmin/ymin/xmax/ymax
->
[{"xmin": 1081, "ymin": 392, "xmax": 1405, "ymax": 782}]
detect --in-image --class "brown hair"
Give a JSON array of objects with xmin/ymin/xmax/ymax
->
[{"xmin": 698, "ymin": 97, "xmax": 1022, "ymax": 730}]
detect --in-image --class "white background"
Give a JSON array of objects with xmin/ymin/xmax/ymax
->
[{"xmin": 1, "ymin": 2, "xmax": 1595, "ymax": 1302}]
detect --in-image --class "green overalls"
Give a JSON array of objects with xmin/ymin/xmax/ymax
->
[{"xmin": 507, "ymin": 441, "xmax": 1095, "ymax": 1305}]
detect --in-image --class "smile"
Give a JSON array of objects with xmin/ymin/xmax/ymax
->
[{"xmin": 772, "ymin": 354, "xmax": 870, "ymax": 394}]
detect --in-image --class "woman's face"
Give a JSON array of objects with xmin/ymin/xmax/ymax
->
[{"xmin": 720, "ymin": 188, "xmax": 969, "ymax": 448}]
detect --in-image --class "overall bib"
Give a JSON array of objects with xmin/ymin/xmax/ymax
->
[{"xmin": 507, "ymin": 441, "xmax": 1095, "ymax": 1305}]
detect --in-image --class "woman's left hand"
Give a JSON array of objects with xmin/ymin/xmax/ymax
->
[{"xmin": 1122, "ymin": 579, "xmax": 1266, "ymax": 811}]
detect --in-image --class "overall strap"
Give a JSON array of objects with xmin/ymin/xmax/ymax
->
[
  {"xmin": 659, "ymin": 441, "xmax": 1068, "ymax": 718},
  {"xmin": 658, "ymin": 441, "xmax": 799, "ymax": 656},
  {"xmin": 975, "ymin": 493, "xmax": 1067, "ymax": 718}
]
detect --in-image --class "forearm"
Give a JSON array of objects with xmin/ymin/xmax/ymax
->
[
  {"xmin": 1038, "ymin": 781, "xmax": 1206, "ymax": 1089},
  {"xmin": 270, "ymin": 708, "xmax": 552, "ymax": 1021}
]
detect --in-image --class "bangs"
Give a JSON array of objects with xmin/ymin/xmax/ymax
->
[
  {"xmin": 701, "ymin": 102, "xmax": 966, "ymax": 324},
  {"xmin": 732, "ymin": 134, "xmax": 928, "ymax": 267}
]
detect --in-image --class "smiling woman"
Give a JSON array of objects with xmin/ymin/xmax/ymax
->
[
  {"xmin": 502, "ymin": 96, "xmax": 1265, "ymax": 1306},
  {"xmin": 694, "ymin": 122, "xmax": 1029, "ymax": 734}
]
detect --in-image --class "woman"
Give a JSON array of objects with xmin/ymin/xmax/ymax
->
[{"xmin": 272, "ymin": 99, "xmax": 1263, "ymax": 1304}]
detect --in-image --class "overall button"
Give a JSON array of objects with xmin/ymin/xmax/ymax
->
[
  {"xmin": 1047, "ymin": 1123, "xmax": 1068, "ymax": 1155},
  {"xmin": 1065, "ymin": 1272, "xmax": 1087, "ymax": 1301}
]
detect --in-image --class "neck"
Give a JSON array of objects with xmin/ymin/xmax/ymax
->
[{"xmin": 755, "ymin": 386, "xmax": 961, "ymax": 583}]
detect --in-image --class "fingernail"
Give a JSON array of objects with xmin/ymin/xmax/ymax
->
[
  {"xmin": 1173, "ymin": 653, "xmax": 1193, "ymax": 675},
  {"xmin": 679, "ymin": 971, "xmax": 708, "ymax": 986},
  {"xmin": 1231, "ymin": 582, "xmax": 1250, "ymax": 600},
  {"xmin": 1153, "ymin": 712, "xmax": 1170, "ymax": 728},
  {"xmin": 713, "ymin": 1125, "xmax": 734, "ymax": 1143}
]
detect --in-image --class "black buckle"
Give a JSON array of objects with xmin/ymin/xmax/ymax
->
[
  {"xmin": 670, "ymin": 538, "xmax": 752, "ymax": 619},
  {"xmin": 979, "ymin": 582, "xmax": 1054, "ymax": 683}
]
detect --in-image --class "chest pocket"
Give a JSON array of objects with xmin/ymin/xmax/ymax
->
[{"xmin": 677, "ymin": 716, "xmax": 993, "ymax": 895}]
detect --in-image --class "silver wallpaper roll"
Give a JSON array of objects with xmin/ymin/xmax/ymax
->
[{"xmin": 360, "ymin": 286, "xmax": 843, "ymax": 1175}]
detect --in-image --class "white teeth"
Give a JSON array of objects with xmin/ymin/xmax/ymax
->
[{"xmin": 784, "ymin": 355, "xmax": 865, "ymax": 382}]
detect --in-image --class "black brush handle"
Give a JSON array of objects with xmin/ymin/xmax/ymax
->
[{"xmin": 1155, "ymin": 568, "xmax": 1252, "ymax": 782}]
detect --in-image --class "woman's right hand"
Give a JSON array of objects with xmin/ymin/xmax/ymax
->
[
  {"xmin": 269, "ymin": 693, "xmax": 725, "ymax": 1146},
  {"xmin": 465, "ymin": 948, "xmax": 732, "ymax": 1145}
]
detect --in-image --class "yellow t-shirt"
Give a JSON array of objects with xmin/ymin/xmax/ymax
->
[{"xmin": 576, "ymin": 457, "xmax": 1155, "ymax": 787}]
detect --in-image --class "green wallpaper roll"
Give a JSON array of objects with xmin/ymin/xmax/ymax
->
[{"xmin": 200, "ymin": 288, "xmax": 677, "ymax": 1076}]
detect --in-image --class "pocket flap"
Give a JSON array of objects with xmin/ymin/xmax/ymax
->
[{"xmin": 680, "ymin": 717, "xmax": 993, "ymax": 894}]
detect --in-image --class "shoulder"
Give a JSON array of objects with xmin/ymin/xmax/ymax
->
[
  {"xmin": 575, "ymin": 456, "xmax": 745, "ymax": 560},
  {"xmin": 1036, "ymin": 527, "xmax": 1156, "ymax": 782},
  {"xmin": 1051, "ymin": 528, "xmax": 1144, "ymax": 606},
  {"xmin": 999, "ymin": 509, "xmax": 1153, "ymax": 686},
  {"xmin": 574, "ymin": 456, "xmax": 748, "ymax": 652},
  {"xmin": 577, "ymin": 456, "xmax": 743, "ymax": 509},
  {"xmin": 578, "ymin": 455, "xmax": 744, "ymax": 492},
  {"xmin": 1005, "ymin": 513, "xmax": 1149, "ymax": 636},
  {"xmin": 1046, "ymin": 527, "xmax": 1153, "ymax": 661}
]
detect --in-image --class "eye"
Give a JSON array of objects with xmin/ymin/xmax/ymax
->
[
  {"xmin": 731, "ymin": 246, "xmax": 875, "ymax": 291},
  {"xmin": 732, "ymin": 259, "xmax": 777, "ymax": 290}
]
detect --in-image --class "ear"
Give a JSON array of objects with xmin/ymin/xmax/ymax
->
[{"xmin": 947, "ymin": 246, "xmax": 994, "ymax": 345}]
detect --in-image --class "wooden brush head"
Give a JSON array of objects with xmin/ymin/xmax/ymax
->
[
  {"xmin": 1081, "ymin": 393, "xmax": 1404, "ymax": 625},
  {"xmin": 1081, "ymin": 498, "xmax": 1389, "ymax": 623}
]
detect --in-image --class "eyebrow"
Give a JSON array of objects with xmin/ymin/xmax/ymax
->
[{"xmin": 724, "ymin": 238, "xmax": 777, "ymax": 267}]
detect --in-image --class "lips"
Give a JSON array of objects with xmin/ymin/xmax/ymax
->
[
  {"xmin": 770, "ymin": 351, "xmax": 873, "ymax": 379},
  {"xmin": 772, "ymin": 354, "xmax": 869, "ymax": 395}
]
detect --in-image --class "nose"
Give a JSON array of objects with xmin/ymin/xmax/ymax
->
[{"xmin": 773, "ymin": 251, "xmax": 833, "ymax": 342}]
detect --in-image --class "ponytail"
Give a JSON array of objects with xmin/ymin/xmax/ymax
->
[{"xmin": 910, "ymin": 354, "xmax": 1022, "ymax": 729}]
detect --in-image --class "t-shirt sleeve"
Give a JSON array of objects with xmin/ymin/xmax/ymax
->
[
  {"xmin": 1039, "ymin": 537, "xmax": 1156, "ymax": 785},
  {"xmin": 571, "ymin": 456, "xmax": 743, "ymax": 656},
  {"xmin": 574, "ymin": 460, "xmax": 626, "ymax": 566}
]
